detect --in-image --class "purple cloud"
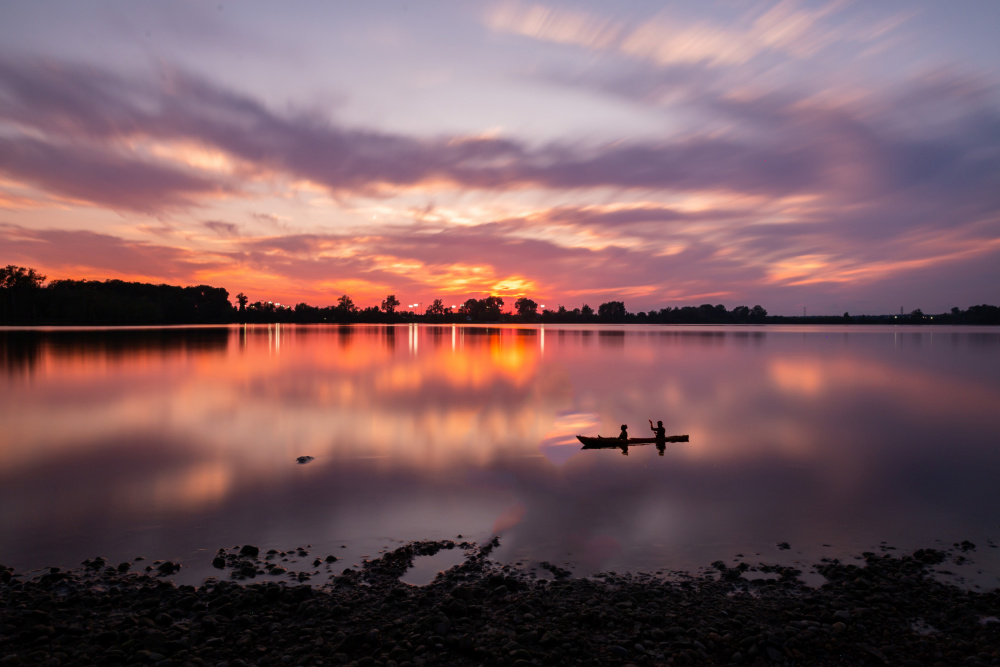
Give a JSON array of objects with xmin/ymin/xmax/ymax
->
[
  {"xmin": 0, "ymin": 223, "xmax": 229, "ymax": 281},
  {"xmin": 6, "ymin": 54, "xmax": 996, "ymax": 211}
]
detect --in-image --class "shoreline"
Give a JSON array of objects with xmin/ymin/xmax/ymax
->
[{"xmin": 3, "ymin": 541, "xmax": 999, "ymax": 666}]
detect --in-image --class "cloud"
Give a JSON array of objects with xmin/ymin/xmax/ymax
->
[
  {"xmin": 488, "ymin": 1, "xmax": 911, "ymax": 67},
  {"xmin": 0, "ymin": 135, "xmax": 230, "ymax": 213},
  {"xmin": 202, "ymin": 220, "xmax": 239, "ymax": 237},
  {"xmin": 0, "ymin": 223, "xmax": 230, "ymax": 282},
  {"xmin": 2, "ymin": 53, "xmax": 996, "ymax": 216},
  {"xmin": 1, "ymin": 43, "xmax": 998, "ymax": 313}
]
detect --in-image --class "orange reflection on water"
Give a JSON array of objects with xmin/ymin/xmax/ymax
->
[{"xmin": 4, "ymin": 325, "xmax": 1000, "ymax": 583}]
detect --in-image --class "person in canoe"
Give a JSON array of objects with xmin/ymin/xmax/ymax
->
[
  {"xmin": 619, "ymin": 424, "xmax": 629, "ymax": 440},
  {"xmin": 649, "ymin": 419, "xmax": 665, "ymax": 441}
]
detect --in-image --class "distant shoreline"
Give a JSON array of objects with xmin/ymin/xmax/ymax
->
[
  {"xmin": 3, "ymin": 320, "xmax": 1000, "ymax": 329},
  {"xmin": 3, "ymin": 267, "xmax": 998, "ymax": 326}
]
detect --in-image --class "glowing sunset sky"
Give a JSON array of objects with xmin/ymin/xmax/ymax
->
[{"xmin": 1, "ymin": 1, "xmax": 998, "ymax": 314}]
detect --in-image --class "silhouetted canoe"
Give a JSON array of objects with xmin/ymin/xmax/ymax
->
[{"xmin": 576, "ymin": 435, "xmax": 689, "ymax": 448}]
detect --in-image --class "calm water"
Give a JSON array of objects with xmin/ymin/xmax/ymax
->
[{"xmin": 2, "ymin": 324, "xmax": 999, "ymax": 587}]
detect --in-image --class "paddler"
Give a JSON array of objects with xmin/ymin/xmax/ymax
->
[{"xmin": 649, "ymin": 419, "xmax": 665, "ymax": 441}]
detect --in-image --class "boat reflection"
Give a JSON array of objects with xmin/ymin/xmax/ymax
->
[{"xmin": 576, "ymin": 434, "xmax": 690, "ymax": 456}]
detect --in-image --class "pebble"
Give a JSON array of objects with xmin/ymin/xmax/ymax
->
[{"xmin": 1, "ymin": 541, "xmax": 996, "ymax": 666}]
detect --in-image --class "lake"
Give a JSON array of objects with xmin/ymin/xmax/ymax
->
[{"xmin": 2, "ymin": 324, "xmax": 999, "ymax": 588}]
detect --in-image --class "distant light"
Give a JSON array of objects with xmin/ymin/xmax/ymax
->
[{"xmin": 540, "ymin": 305, "xmax": 545, "ymax": 308}]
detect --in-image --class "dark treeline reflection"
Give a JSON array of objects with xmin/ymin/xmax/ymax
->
[{"xmin": 0, "ymin": 327, "xmax": 230, "ymax": 375}]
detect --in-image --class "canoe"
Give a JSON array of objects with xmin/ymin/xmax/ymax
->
[{"xmin": 576, "ymin": 434, "xmax": 689, "ymax": 448}]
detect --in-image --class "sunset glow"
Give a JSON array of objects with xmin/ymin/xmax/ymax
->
[{"xmin": 1, "ymin": 2, "xmax": 998, "ymax": 314}]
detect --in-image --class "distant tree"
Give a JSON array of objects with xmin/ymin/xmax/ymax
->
[
  {"xmin": 514, "ymin": 297, "xmax": 538, "ymax": 318},
  {"xmin": 482, "ymin": 295, "xmax": 504, "ymax": 320},
  {"xmin": 581, "ymin": 304, "xmax": 594, "ymax": 318},
  {"xmin": 457, "ymin": 295, "xmax": 505, "ymax": 321},
  {"xmin": 381, "ymin": 294, "xmax": 400, "ymax": 314},
  {"xmin": 336, "ymin": 294, "xmax": 356, "ymax": 313},
  {"xmin": 598, "ymin": 301, "xmax": 627, "ymax": 321},
  {"xmin": 0, "ymin": 265, "xmax": 46, "ymax": 290},
  {"xmin": 458, "ymin": 298, "xmax": 481, "ymax": 319},
  {"xmin": 249, "ymin": 300, "xmax": 276, "ymax": 314},
  {"xmin": 750, "ymin": 304, "xmax": 768, "ymax": 322},
  {"xmin": 236, "ymin": 292, "xmax": 248, "ymax": 313},
  {"xmin": 425, "ymin": 299, "xmax": 449, "ymax": 316},
  {"xmin": 0, "ymin": 265, "xmax": 46, "ymax": 320},
  {"xmin": 732, "ymin": 305, "xmax": 750, "ymax": 322},
  {"xmin": 910, "ymin": 308, "xmax": 924, "ymax": 321}
]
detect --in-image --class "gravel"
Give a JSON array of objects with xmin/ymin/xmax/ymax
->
[{"xmin": 2, "ymin": 541, "xmax": 998, "ymax": 666}]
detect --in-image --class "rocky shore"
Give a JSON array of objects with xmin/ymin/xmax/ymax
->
[{"xmin": 2, "ymin": 539, "xmax": 999, "ymax": 666}]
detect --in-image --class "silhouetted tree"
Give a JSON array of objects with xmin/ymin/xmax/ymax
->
[
  {"xmin": 515, "ymin": 297, "xmax": 538, "ymax": 318},
  {"xmin": 581, "ymin": 304, "xmax": 594, "ymax": 318},
  {"xmin": 0, "ymin": 265, "xmax": 46, "ymax": 290},
  {"xmin": 236, "ymin": 293, "xmax": 248, "ymax": 312},
  {"xmin": 457, "ymin": 295, "xmax": 505, "ymax": 321},
  {"xmin": 750, "ymin": 305, "xmax": 767, "ymax": 322},
  {"xmin": 598, "ymin": 301, "xmax": 627, "ymax": 322},
  {"xmin": 425, "ymin": 299, "xmax": 449, "ymax": 317},
  {"xmin": 336, "ymin": 295, "xmax": 356, "ymax": 314},
  {"xmin": 381, "ymin": 294, "xmax": 400, "ymax": 314},
  {"xmin": 458, "ymin": 298, "xmax": 481, "ymax": 320},
  {"xmin": 482, "ymin": 296, "xmax": 504, "ymax": 320},
  {"xmin": 0, "ymin": 265, "xmax": 46, "ymax": 321}
]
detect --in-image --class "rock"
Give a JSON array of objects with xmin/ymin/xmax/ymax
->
[
  {"xmin": 2, "ymin": 541, "xmax": 999, "ymax": 667},
  {"xmin": 296, "ymin": 456, "xmax": 314, "ymax": 464},
  {"xmin": 156, "ymin": 561, "xmax": 180, "ymax": 575},
  {"xmin": 238, "ymin": 545, "xmax": 259, "ymax": 557}
]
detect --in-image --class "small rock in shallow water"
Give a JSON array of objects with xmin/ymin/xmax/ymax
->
[
  {"xmin": 156, "ymin": 561, "xmax": 179, "ymax": 575},
  {"xmin": 239, "ymin": 545, "xmax": 259, "ymax": 557}
]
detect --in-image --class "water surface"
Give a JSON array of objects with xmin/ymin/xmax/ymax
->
[{"xmin": 2, "ymin": 324, "xmax": 999, "ymax": 587}]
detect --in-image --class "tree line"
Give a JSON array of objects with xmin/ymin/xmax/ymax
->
[{"xmin": 2, "ymin": 265, "xmax": 998, "ymax": 325}]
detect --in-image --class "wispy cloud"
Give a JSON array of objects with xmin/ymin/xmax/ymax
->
[{"xmin": 487, "ymin": 1, "xmax": 911, "ymax": 67}]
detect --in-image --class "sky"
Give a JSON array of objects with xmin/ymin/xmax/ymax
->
[{"xmin": 1, "ymin": 1, "xmax": 998, "ymax": 315}]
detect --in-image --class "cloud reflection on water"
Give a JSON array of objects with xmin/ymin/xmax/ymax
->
[{"xmin": 1, "ymin": 324, "xmax": 999, "ymax": 585}]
